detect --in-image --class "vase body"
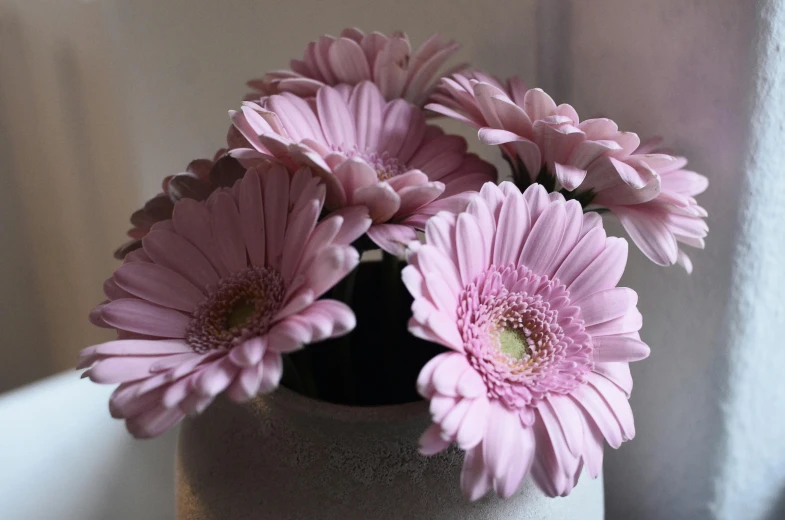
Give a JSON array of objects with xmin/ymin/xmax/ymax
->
[{"xmin": 176, "ymin": 388, "xmax": 604, "ymax": 520}]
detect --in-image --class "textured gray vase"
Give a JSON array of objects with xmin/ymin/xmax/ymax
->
[{"xmin": 176, "ymin": 387, "xmax": 604, "ymax": 519}]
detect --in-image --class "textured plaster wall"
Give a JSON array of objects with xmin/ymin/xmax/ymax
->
[
  {"xmin": 713, "ymin": 1, "xmax": 785, "ymax": 518},
  {"xmin": 557, "ymin": 1, "xmax": 785, "ymax": 519}
]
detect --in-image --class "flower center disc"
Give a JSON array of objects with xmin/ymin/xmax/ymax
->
[
  {"xmin": 186, "ymin": 266, "xmax": 285, "ymax": 353},
  {"xmin": 458, "ymin": 264, "xmax": 594, "ymax": 409},
  {"xmin": 498, "ymin": 328, "xmax": 530, "ymax": 360}
]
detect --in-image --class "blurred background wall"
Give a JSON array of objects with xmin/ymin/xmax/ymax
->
[{"xmin": 0, "ymin": 0, "xmax": 783, "ymax": 519}]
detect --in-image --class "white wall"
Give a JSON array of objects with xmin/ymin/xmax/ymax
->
[
  {"xmin": 553, "ymin": 2, "xmax": 785, "ymax": 519},
  {"xmin": 1, "ymin": 0, "xmax": 783, "ymax": 518}
]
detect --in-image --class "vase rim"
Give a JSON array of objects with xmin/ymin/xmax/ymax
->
[{"xmin": 269, "ymin": 385, "xmax": 429, "ymax": 423}]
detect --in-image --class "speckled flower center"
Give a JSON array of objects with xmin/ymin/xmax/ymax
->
[
  {"xmin": 458, "ymin": 264, "xmax": 593, "ymax": 409},
  {"xmin": 333, "ymin": 145, "xmax": 406, "ymax": 180},
  {"xmin": 186, "ymin": 266, "xmax": 285, "ymax": 353}
]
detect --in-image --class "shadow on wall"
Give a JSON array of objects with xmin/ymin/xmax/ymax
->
[{"xmin": 0, "ymin": 9, "xmax": 53, "ymax": 393}]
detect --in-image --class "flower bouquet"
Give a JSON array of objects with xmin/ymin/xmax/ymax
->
[{"xmin": 79, "ymin": 28, "xmax": 708, "ymax": 519}]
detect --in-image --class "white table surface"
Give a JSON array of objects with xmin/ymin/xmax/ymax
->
[{"xmin": 0, "ymin": 371, "xmax": 176, "ymax": 520}]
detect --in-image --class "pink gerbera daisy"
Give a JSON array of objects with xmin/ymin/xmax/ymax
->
[
  {"xmin": 114, "ymin": 150, "xmax": 246, "ymax": 259},
  {"xmin": 246, "ymin": 28, "xmax": 462, "ymax": 107},
  {"xmin": 80, "ymin": 162, "xmax": 371, "ymax": 438},
  {"xmin": 429, "ymin": 74, "xmax": 709, "ymax": 271},
  {"xmin": 428, "ymin": 73, "xmax": 644, "ymax": 193},
  {"xmin": 403, "ymin": 182, "xmax": 649, "ymax": 499},
  {"xmin": 230, "ymin": 81, "xmax": 496, "ymax": 254}
]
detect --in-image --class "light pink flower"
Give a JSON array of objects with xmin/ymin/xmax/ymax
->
[
  {"xmin": 80, "ymin": 162, "xmax": 371, "ymax": 438},
  {"xmin": 114, "ymin": 150, "xmax": 246, "ymax": 259},
  {"xmin": 247, "ymin": 28, "xmax": 462, "ymax": 107},
  {"xmin": 428, "ymin": 73, "xmax": 644, "ymax": 193},
  {"xmin": 594, "ymin": 155, "xmax": 709, "ymax": 272},
  {"xmin": 429, "ymin": 74, "xmax": 709, "ymax": 271},
  {"xmin": 230, "ymin": 81, "xmax": 496, "ymax": 254},
  {"xmin": 403, "ymin": 182, "xmax": 649, "ymax": 499}
]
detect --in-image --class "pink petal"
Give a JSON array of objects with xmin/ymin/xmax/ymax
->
[
  {"xmin": 593, "ymin": 335, "xmax": 650, "ymax": 362},
  {"xmin": 465, "ymin": 194, "xmax": 495, "ymax": 258},
  {"xmin": 113, "ymin": 263, "xmax": 204, "ymax": 313},
  {"xmin": 237, "ymin": 167, "xmax": 266, "ymax": 266},
  {"xmin": 386, "ymin": 170, "xmax": 429, "ymax": 191},
  {"xmin": 579, "ymin": 410, "xmax": 605, "ymax": 479},
  {"xmin": 587, "ymin": 373, "xmax": 635, "ymax": 440},
  {"xmin": 304, "ymin": 245, "xmax": 360, "ymax": 299},
  {"xmin": 440, "ymin": 398, "xmax": 473, "ymax": 441},
  {"xmin": 416, "ymin": 352, "xmax": 450, "ymax": 398},
  {"xmin": 456, "ymin": 397, "xmax": 490, "ymax": 450},
  {"xmin": 576, "ymin": 287, "xmax": 638, "ymax": 326},
  {"xmin": 125, "ymin": 406, "xmax": 185, "ymax": 439},
  {"xmin": 522, "ymin": 184, "xmax": 550, "ymax": 222},
  {"xmin": 432, "ymin": 352, "xmax": 471, "ymax": 396},
  {"xmin": 88, "ymin": 356, "xmax": 159, "ymax": 384},
  {"xmin": 333, "ymin": 159, "xmax": 378, "ymax": 204},
  {"xmin": 553, "ymin": 227, "xmax": 606, "ymax": 287},
  {"xmin": 281, "ymin": 200, "xmax": 320, "ymax": 282},
  {"xmin": 276, "ymin": 289, "xmax": 316, "ymax": 321},
  {"xmin": 614, "ymin": 206, "xmax": 678, "ymax": 266},
  {"xmin": 142, "ymin": 230, "xmax": 219, "ymax": 291},
  {"xmin": 456, "ymin": 369, "xmax": 486, "ymax": 398},
  {"xmin": 379, "ymin": 100, "xmax": 422, "ymax": 161},
  {"xmin": 543, "ymin": 200, "xmax": 583, "ymax": 277},
  {"xmin": 593, "ymin": 362, "xmax": 633, "ymax": 397},
  {"xmin": 196, "ymin": 357, "xmax": 239, "ymax": 397},
  {"xmin": 567, "ymin": 237, "xmax": 628, "ymax": 301},
  {"xmin": 317, "ymin": 85, "xmax": 357, "ymax": 149},
  {"xmin": 211, "ymin": 191, "xmax": 247, "ymax": 273},
  {"xmin": 585, "ymin": 309, "xmax": 643, "ymax": 336},
  {"xmin": 570, "ymin": 384, "xmax": 623, "ymax": 449},
  {"xmin": 328, "ymin": 206, "xmax": 372, "ymax": 245},
  {"xmin": 408, "ymin": 135, "xmax": 467, "ymax": 181},
  {"xmin": 496, "ymin": 425, "xmax": 535, "ymax": 499},
  {"xmin": 461, "ymin": 444, "xmax": 493, "ymax": 501},
  {"xmin": 83, "ymin": 339, "xmax": 192, "ymax": 358},
  {"xmin": 456, "ymin": 213, "xmax": 485, "ymax": 286},
  {"xmin": 101, "ymin": 299, "xmax": 190, "ymax": 338},
  {"xmin": 258, "ymin": 352, "xmax": 284, "ymax": 392},
  {"xmin": 262, "ymin": 164, "xmax": 289, "ymax": 269},
  {"xmin": 396, "ymin": 182, "xmax": 445, "ymax": 218},
  {"xmin": 353, "ymin": 182, "xmax": 401, "ymax": 223},
  {"xmin": 349, "ymin": 81, "xmax": 384, "ymax": 151},
  {"xmin": 553, "ymin": 163, "xmax": 587, "ymax": 191},
  {"xmin": 368, "ymin": 224, "xmax": 417, "ymax": 257},
  {"xmin": 518, "ymin": 202, "xmax": 566, "ymax": 274},
  {"xmin": 482, "ymin": 402, "xmax": 522, "ymax": 480},
  {"xmin": 228, "ymin": 336, "xmax": 266, "ymax": 367},
  {"xmin": 171, "ymin": 199, "xmax": 229, "ymax": 278},
  {"xmin": 328, "ymin": 38, "xmax": 371, "ymax": 83},
  {"xmin": 426, "ymin": 312, "xmax": 465, "ymax": 351},
  {"xmin": 419, "ymin": 423, "xmax": 451, "ymax": 456},
  {"xmin": 523, "ymin": 88, "xmax": 558, "ymax": 120}
]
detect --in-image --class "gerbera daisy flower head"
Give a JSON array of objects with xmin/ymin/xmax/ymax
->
[
  {"xmin": 114, "ymin": 149, "xmax": 247, "ymax": 259},
  {"xmin": 403, "ymin": 181, "xmax": 649, "ymax": 499},
  {"xmin": 81, "ymin": 161, "xmax": 372, "ymax": 438},
  {"xmin": 246, "ymin": 28, "xmax": 463, "ymax": 107},
  {"xmin": 229, "ymin": 81, "xmax": 497, "ymax": 255},
  {"xmin": 428, "ymin": 73, "xmax": 644, "ymax": 194},
  {"xmin": 429, "ymin": 74, "xmax": 709, "ymax": 271}
]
